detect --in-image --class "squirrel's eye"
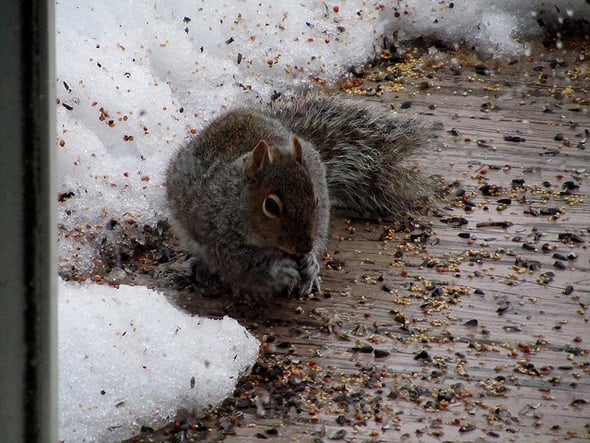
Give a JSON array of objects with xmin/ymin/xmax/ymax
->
[{"xmin": 262, "ymin": 194, "xmax": 282, "ymax": 218}]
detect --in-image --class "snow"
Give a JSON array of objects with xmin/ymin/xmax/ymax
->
[
  {"xmin": 58, "ymin": 279, "xmax": 259, "ymax": 442},
  {"xmin": 55, "ymin": 0, "xmax": 588, "ymax": 441}
]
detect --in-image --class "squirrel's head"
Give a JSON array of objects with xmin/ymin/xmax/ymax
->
[{"xmin": 244, "ymin": 136, "xmax": 318, "ymax": 257}]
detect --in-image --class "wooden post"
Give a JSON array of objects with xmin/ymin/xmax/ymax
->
[{"xmin": 0, "ymin": 1, "xmax": 57, "ymax": 441}]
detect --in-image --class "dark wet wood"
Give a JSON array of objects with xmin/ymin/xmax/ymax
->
[{"xmin": 129, "ymin": 40, "xmax": 589, "ymax": 443}]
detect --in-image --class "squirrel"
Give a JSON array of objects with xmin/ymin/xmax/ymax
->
[{"xmin": 166, "ymin": 95, "xmax": 433, "ymax": 297}]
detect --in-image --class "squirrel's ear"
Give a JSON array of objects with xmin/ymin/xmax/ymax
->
[
  {"xmin": 252, "ymin": 139, "xmax": 272, "ymax": 168},
  {"xmin": 292, "ymin": 135, "xmax": 303, "ymax": 164},
  {"xmin": 247, "ymin": 139, "xmax": 272, "ymax": 179}
]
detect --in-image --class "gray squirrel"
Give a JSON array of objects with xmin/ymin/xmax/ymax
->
[{"xmin": 166, "ymin": 95, "xmax": 432, "ymax": 297}]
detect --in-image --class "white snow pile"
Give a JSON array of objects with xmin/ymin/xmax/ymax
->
[
  {"xmin": 58, "ymin": 279, "xmax": 259, "ymax": 442},
  {"xmin": 55, "ymin": 0, "xmax": 588, "ymax": 442}
]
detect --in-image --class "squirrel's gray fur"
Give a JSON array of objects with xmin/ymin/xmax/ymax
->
[{"xmin": 166, "ymin": 95, "xmax": 432, "ymax": 297}]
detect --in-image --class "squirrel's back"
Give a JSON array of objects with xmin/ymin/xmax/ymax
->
[{"xmin": 188, "ymin": 108, "xmax": 296, "ymax": 168}]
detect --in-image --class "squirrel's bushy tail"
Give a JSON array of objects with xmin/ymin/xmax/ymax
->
[{"xmin": 270, "ymin": 95, "xmax": 433, "ymax": 217}]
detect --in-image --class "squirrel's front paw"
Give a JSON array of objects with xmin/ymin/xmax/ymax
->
[
  {"xmin": 269, "ymin": 258, "xmax": 301, "ymax": 290},
  {"xmin": 296, "ymin": 253, "xmax": 320, "ymax": 296}
]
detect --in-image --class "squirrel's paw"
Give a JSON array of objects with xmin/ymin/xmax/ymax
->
[
  {"xmin": 269, "ymin": 258, "xmax": 301, "ymax": 290},
  {"xmin": 296, "ymin": 253, "xmax": 321, "ymax": 296}
]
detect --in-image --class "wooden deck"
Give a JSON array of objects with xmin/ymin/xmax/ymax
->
[{"xmin": 127, "ymin": 39, "xmax": 589, "ymax": 443}]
